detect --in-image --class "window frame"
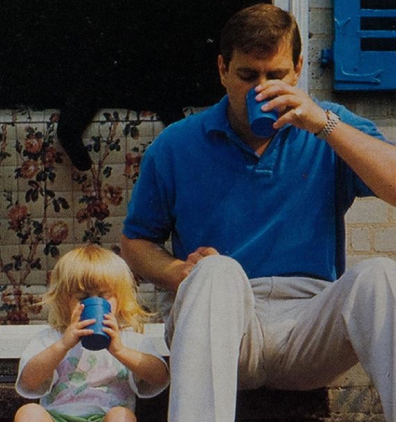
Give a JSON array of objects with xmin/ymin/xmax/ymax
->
[{"xmin": 274, "ymin": 0, "xmax": 309, "ymax": 91}]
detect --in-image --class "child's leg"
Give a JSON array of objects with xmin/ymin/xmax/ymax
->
[
  {"xmin": 14, "ymin": 403, "xmax": 53, "ymax": 422},
  {"xmin": 104, "ymin": 406, "xmax": 137, "ymax": 422}
]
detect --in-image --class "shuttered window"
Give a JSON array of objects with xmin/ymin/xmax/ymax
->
[{"xmin": 334, "ymin": 0, "xmax": 396, "ymax": 90}]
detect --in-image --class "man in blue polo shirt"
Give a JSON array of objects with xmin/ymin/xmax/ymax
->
[{"xmin": 121, "ymin": 4, "xmax": 396, "ymax": 422}]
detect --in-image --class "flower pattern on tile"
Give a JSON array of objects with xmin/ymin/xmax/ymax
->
[
  {"xmin": 0, "ymin": 124, "xmax": 12, "ymax": 164},
  {"xmin": 0, "ymin": 286, "xmax": 42, "ymax": 324},
  {"xmin": 0, "ymin": 109, "xmax": 157, "ymax": 325},
  {"xmin": 0, "ymin": 113, "xmax": 65, "ymax": 323},
  {"xmin": 72, "ymin": 113, "xmax": 123, "ymax": 244}
]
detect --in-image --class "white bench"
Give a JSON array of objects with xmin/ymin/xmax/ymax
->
[{"xmin": 0, "ymin": 323, "xmax": 169, "ymax": 359}]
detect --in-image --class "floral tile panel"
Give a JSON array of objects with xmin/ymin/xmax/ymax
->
[{"xmin": 0, "ymin": 108, "xmax": 164, "ymax": 324}]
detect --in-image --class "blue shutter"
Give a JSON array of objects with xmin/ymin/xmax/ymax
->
[{"xmin": 334, "ymin": 0, "xmax": 396, "ymax": 90}]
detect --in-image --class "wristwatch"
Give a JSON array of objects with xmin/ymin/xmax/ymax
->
[{"xmin": 316, "ymin": 110, "xmax": 340, "ymax": 140}]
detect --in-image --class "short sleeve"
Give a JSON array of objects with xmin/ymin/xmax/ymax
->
[
  {"xmin": 325, "ymin": 102, "xmax": 393, "ymax": 204},
  {"xmin": 121, "ymin": 330, "xmax": 169, "ymax": 398},
  {"xmin": 123, "ymin": 148, "xmax": 173, "ymax": 244},
  {"xmin": 15, "ymin": 328, "xmax": 60, "ymax": 399}
]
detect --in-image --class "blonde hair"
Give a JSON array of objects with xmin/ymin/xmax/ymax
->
[{"xmin": 45, "ymin": 244, "xmax": 150, "ymax": 333}]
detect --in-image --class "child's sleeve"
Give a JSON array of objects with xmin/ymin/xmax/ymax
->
[
  {"xmin": 122, "ymin": 330, "xmax": 169, "ymax": 398},
  {"xmin": 15, "ymin": 328, "xmax": 60, "ymax": 399}
]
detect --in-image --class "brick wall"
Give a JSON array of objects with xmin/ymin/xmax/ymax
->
[{"xmin": 308, "ymin": 0, "xmax": 396, "ymax": 271}]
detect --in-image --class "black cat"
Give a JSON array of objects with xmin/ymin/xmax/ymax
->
[{"xmin": 0, "ymin": 0, "xmax": 266, "ymax": 170}]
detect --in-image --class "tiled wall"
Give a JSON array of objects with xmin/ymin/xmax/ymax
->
[{"xmin": 0, "ymin": 108, "xmax": 167, "ymax": 324}]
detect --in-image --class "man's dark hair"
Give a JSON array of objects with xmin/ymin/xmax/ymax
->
[{"xmin": 220, "ymin": 4, "xmax": 302, "ymax": 67}]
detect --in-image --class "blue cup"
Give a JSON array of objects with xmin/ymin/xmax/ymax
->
[
  {"xmin": 80, "ymin": 297, "xmax": 111, "ymax": 351},
  {"xmin": 246, "ymin": 87, "xmax": 278, "ymax": 138}
]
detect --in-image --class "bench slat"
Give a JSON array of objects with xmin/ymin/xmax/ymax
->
[{"xmin": 0, "ymin": 323, "xmax": 169, "ymax": 358}]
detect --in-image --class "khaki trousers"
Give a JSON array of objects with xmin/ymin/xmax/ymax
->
[{"xmin": 165, "ymin": 255, "xmax": 396, "ymax": 422}]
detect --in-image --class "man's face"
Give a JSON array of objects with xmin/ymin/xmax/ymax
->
[{"xmin": 218, "ymin": 40, "xmax": 302, "ymax": 137}]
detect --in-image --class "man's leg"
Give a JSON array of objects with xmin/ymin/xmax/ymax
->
[
  {"xmin": 165, "ymin": 255, "xmax": 263, "ymax": 422},
  {"xmin": 262, "ymin": 258, "xmax": 396, "ymax": 422}
]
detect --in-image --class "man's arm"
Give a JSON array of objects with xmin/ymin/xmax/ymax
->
[
  {"xmin": 120, "ymin": 236, "xmax": 185, "ymax": 291},
  {"xmin": 120, "ymin": 235, "xmax": 218, "ymax": 292},
  {"xmin": 324, "ymin": 123, "xmax": 396, "ymax": 206},
  {"xmin": 258, "ymin": 81, "xmax": 396, "ymax": 206}
]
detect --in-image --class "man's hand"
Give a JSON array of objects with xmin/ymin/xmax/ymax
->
[
  {"xmin": 120, "ymin": 237, "xmax": 221, "ymax": 292},
  {"xmin": 255, "ymin": 81, "xmax": 327, "ymax": 135},
  {"xmin": 180, "ymin": 246, "xmax": 219, "ymax": 281}
]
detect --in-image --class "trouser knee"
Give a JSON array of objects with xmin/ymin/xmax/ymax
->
[
  {"xmin": 339, "ymin": 257, "xmax": 396, "ymax": 318},
  {"xmin": 180, "ymin": 255, "xmax": 249, "ymax": 296},
  {"xmin": 348, "ymin": 257, "xmax": 396, "ymax": 291}
]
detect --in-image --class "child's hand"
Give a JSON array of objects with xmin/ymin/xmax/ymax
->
[
  {"xmin": 60, "ymin": 303, "xmax": 95, "ymax": 351},
  {"xmin": 102, "ymin": 313, "xmax": 123, "ymax": 356}
]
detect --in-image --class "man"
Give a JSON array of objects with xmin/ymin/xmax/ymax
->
[{"xmin": 121, "ymin": 4, "xmax": 396, "ymax": 422}]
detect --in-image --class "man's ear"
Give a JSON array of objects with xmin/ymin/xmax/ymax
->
[
  {"xmin": 292, "ymin": 55, "xmax": 303, "ymax": 86},
  {"xmin": 218, "ymin": 55, "xmax": 228, "ymax": 87}
]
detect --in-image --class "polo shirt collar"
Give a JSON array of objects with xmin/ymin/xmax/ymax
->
[
  {"xmin": 204, "ymin": 95, "xmax": 286, "ymax": 158},
  {"xmin": 203, "ymin": 95, "xmax": 233, "ymax": 136}
]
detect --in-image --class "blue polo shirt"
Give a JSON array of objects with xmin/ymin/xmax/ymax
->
[{"xmin": 123, "ymin": 96, "xmax": 387, "ymax": 281}]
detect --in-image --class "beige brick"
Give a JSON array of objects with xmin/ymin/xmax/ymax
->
[
  {"xmin": 353, "ymin": 92, "xmax": 396, "ymax": 120},
  {"xmin": 351, "ymin": 228, "xmax": 371, "ymax": 252},
  {"xmin": 330, "ymin": 364, "xmax": 372, "ymax": 388},
  {"xmin": 346, "ymin": 255, "xmax": 379, "ymax": 269},
  {"xmin": 309, "ymin": 0, "xmax": 332, "ymax": 8},
  {"xmin": 309, "ymin": 9, "xmax": 333, "ymax": 36},
  {"xmin": 346, "ymin": 199, "xmax": 389, "ymax": 224},
  {"xmin": 327, "ymin": 385, "xmax": 382, "ymax": 414},
  {"xmin": 374, "ymin": 120, "xmax": 396, "ymax": 143},
  {"xmin": 308, "ymin": 37, "xmax": 334, "ymax": 92},
  {"xmin": 375, "ymin": 228, "xmax": 396, "ymax": 252},
  {"xmin": 321, "ymin": 415, "xmax": 386, "ymax": 422}
]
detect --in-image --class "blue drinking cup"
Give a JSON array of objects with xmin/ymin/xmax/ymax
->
[
  {"xmin": 80, "ymin": 296, "xmax": 111, "ymax": 351},
  {"xmin": 246, "ymin": 87, "xmax": 278, "ymax": 138}
]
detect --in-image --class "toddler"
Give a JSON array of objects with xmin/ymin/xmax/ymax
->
[{"xmin": 14, "ymin": 244, "xmax": 169, "ymax": 422}]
